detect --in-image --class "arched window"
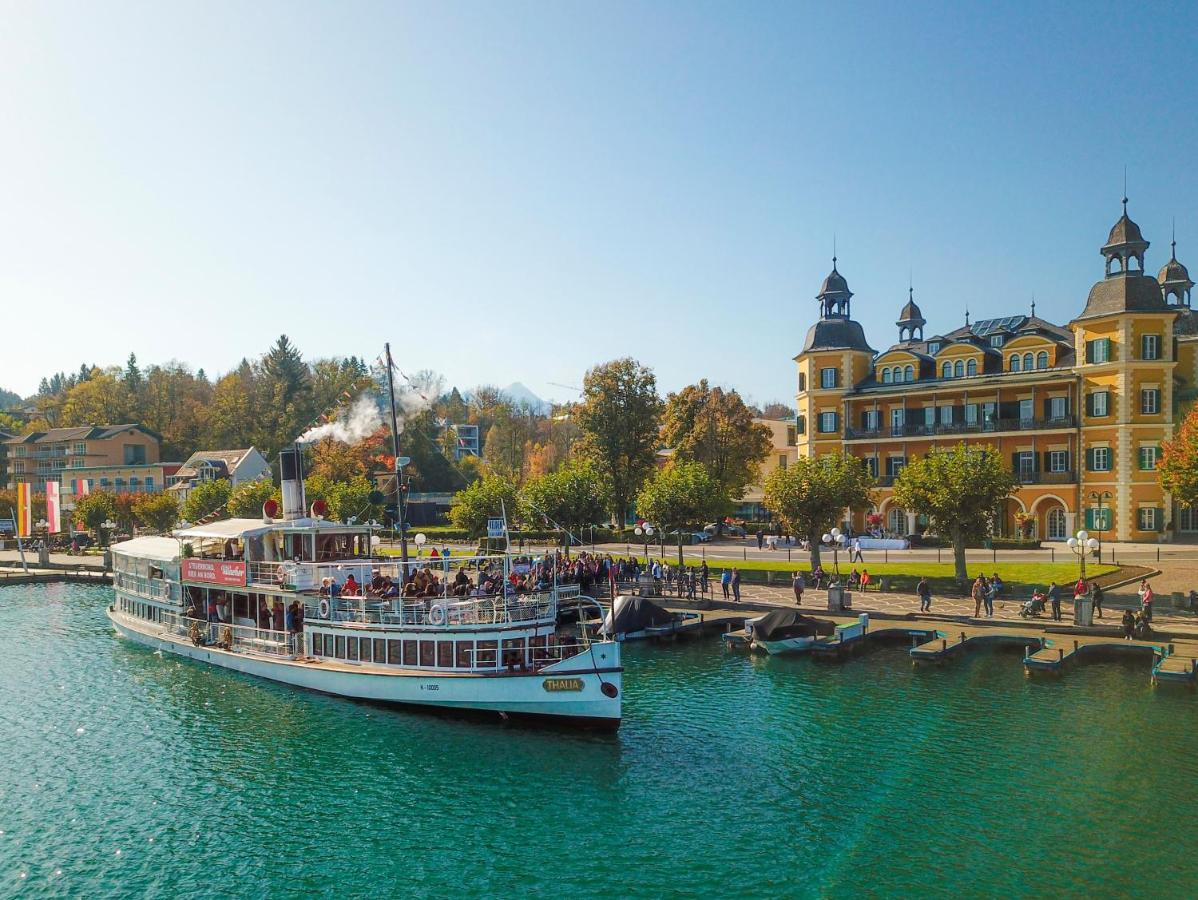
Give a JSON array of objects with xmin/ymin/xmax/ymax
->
[
  {"xmin": 1047, "ymin": 507, "xmax": 1067, "ymax": 540},
  {"xmin": 1036, "ymin": 351, "xmax": 1048, "ymax": 370},
  {"xmin": 1010, "ymin": 354, "xmax": 1021, "ymax": 372},
  {"xmin": 881, "ymin": 368, "xmax": 892, "ymax": 383},
  {"xmin": 942, "ymin": 362, "xmax": 952, "ymax": 379},
  {"xmin": 904, "ymin": 365, "xmax": 914, "ymax": 382},
  {"xmin": 953, "ymin": 360, "xmax": 964, "ymax": 378},
  {"xmin": 966, "ymin": 359, "xmax": 977, "ymax": 376},
  {"xmin": 1023, "ymin": 352, "xmax": 1033, "ymax": 370},
  {"xmin": 888, "ymin": 507, "xmax": 907, "ymax": 535},
  {"xmin": 893, "ymin": 367, "xmax": 904, "ymax": 384}
]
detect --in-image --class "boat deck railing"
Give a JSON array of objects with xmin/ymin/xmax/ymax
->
[
  {"xmin": 114, "ymin": 571, "xmax": 178, "ymax": 603},
  {"xmin": 305, "ymin": 593, "xmax": 558, "ymax": 628},
  {"xmin": 158, "ymin": 610, "xmax": 299, "ymax": 658}
]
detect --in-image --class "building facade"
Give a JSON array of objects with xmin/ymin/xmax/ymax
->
[
  {"xmin": 167, "ymin": 447, "xmax": 271, "ymax": 504},
  {"xmin": 737, "ymin": 417, "xmax": 799, "ymax": 519},
  {"xmin": 794, "ymin": 202, "xmax": 1195, "ymax": 542},
  {"xmin": 5, "ymin": 425, "xmax": 163, "ymax": 489}
]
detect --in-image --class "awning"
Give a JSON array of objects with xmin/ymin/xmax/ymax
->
[
  {"xmin": 111, "ymin": 536, "xmax": 181, "ymax": 563},
  {"xmin": 173, "ymin": 519, "xmax": 275, "ymax": 540}
]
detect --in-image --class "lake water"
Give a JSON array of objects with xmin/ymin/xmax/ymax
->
[{"xmin": 1, "ymin": 582, "xmax": 1195, "ymax": 898}]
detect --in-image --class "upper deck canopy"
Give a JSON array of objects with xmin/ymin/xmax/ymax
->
[
  {"xmin": 111, "ymin": 535, "xmax": 181, "ymax": 563},
  {"xmin": 173, "ymin": 517, "xmax": 367, "ymax": 541}
]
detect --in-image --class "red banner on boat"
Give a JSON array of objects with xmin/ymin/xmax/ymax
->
[{"xmin": 182, "ymin": 559, "xmax": 247, "ymax": 586}]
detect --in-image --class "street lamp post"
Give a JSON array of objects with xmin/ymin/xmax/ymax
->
[
  {"xmin": 634, "ymin": 524, "xmax": 654, "ymax": 564},
  {"xmin": 1066, "ymin": 529, "xmax": 1100, "ymax": 583},
  {"xmin": 820, "ymin": 527, "xmax": 847, "ymax": 579},
  {"xmin": 101, "ymin": 518, "xmax": 117, "ymax": 547},
  {"xmin": 1089, "ymin": 490, "xmax": 1112, "ymax": 559}
]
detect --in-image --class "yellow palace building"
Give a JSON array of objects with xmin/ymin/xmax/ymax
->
[{"xmin": 794, "ymin": 199, "xmax": 1196, "ymax": 543}]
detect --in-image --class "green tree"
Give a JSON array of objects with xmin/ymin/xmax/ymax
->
[
  {"xmin": 519, "ymin": 459, "xmax": 609, "ymax": 547},
  {"xmin": 892, "ymin": 443, "xmax": 1018, "ymax": 579},
  {"xmin": 227, "ymin": 479, "xmax": 280, "ymax": 518},
  {"xmin": 133, "ymin": 492, "xmax": 180, "ymax": 533},
  {"xmin": 449, "ymin": 474, "xmax": 518, "ymax": 539},
  {"xmin": 74, "ymin": 491, "xmax": 118, "ymax": 541},
  {"xmin": 182, "ymin": 479, "xmax": 233, "ymax": 523},
  {"xmin": 636, "ymin": 460, "xmax": 729, "ymax": 565},
  {"xmin": 1161, "ymin": 405, "xmax": 1198, "ymax": 507},
  {"xmin": 661, "ymin": 379, "xmax": 772, "ymax": 500},
  {"xmin": 59, "ymin": 370, "xmax": 133, "ymax": 425},
  {"xmin": 763, "ymin": 453, "xmax": 875, "ymax": 567},
  {"xmin": 575, "ymin": 358, "xmax": 662, "ymax": 525}
]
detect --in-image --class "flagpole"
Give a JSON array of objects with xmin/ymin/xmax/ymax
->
[
  {"xmin": 383, "ymin": 343, "xmax": 409, "ymax": 569},
  {"xmin": 8, "ymin": 505, "xmax": 29, "ymax": 574}
]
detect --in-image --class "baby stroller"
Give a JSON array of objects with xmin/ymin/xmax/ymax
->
[{"xmin": 1020, "ymin": 591, "xmax": 1046, "ymax": 618}]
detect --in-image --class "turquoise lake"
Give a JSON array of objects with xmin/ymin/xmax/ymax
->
[{"xmin": 1, "ymin": 582, "xmax": 1195, "ymax": 898}]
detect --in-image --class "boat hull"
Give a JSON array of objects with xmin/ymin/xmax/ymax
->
[
  {"xmin": 108, "ymin": 607, "xmax": 621, "ymax": 728},
  {"xmin": 753, "ymin": 635, "xmax": 817, "ymax": 655}
]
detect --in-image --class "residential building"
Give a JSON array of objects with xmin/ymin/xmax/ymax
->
[
  {"xmin": 737, "ymin": 417, "xmax": 799, "ymax": 519},
  {"xmin": 449, "ymin": 424, "xmax": 480, "ymax": 460},
  {"xmin": 794, "ymin": 200, "xmax": 1195, "ymax": 542},
  {"xmin": 5, "ymin": 425, "xmax": 163, "ymax": 490},
  {"xmin": 167, "ymin": 447, "xmax": 271, "ymax": 504},
  {"xmin": 0, "ymin": 428, "xmax": 12, "ymax": 489}
]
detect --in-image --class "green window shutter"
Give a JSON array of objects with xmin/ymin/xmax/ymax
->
[
  {"xmin": 1102, "ymin": 338, "xmax": 1112, "ymax": 361},
  {"xmin": 1084, "ymin": 393, "xmax": 1093, "ymax": 416},
  {"xmin": 1085, "ymin": 341, "xmax": 1093, "ymax": 364},
  {"xmin": 1085, "ymin": 448, "xmax": 1094, "ymax": 471},
  {"xmin": 1085, "ymin": 508, "xmax": 1094, "ymax": 529}
]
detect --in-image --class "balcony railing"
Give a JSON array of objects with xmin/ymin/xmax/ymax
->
[
  {"xmin": 846, "ymin": 415, "xmax": 1076, "ymax": 440},
  {"xmin": 1015, "ymin": 470, "xmax": 1076, "ymax": 485}
]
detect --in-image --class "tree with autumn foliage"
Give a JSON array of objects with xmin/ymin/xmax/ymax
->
[
  {"xmin": 1161, "ymin": 405, "xmax": 1198, "ymax": 508},
  {"xmin": 661, "ymin": 379, "xmax": 772, "ymax": 500}
]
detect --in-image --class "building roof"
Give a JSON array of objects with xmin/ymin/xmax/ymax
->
[
  {"xmin": 1103, "ymin": 211, "xmax": 1148, "ymax": 252},
  {"xmin": 817, "ymin": 264, "xmax": 851, "ymax": 299},
  {"xmin": 111, "ymin": 536, "xmax": 181, "ymax": 563},
  {"xmin": 800, "ymin": 318, "xmax": 875, "ymax": 354},
  {"xmin": 173, "ymin": 448, "xmax": 261, "ymax": 480},
  {"xmin": 1159, "ymin": 251, "xmax": 1193, "ymax": 288},
  {"xmin": 3, "ymin": 423, "xmax": 161, "ymax": 445},
  {"xmin": 1076, "ymin": 273, "xmax": 1171, "ymax": 321},
  {"xmin": 897, "ymin": 297, "xmax": 925, "ymax": 323}
]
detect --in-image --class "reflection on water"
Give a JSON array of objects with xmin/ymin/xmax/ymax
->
[{"xmin": 1, "ymin": 583, "xmax": 1195, "ymax": 897}]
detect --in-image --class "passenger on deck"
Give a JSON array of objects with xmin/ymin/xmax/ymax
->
[
  {"xmin": 452, "ymin": 570, "xmax": 470, "ymax": 597},
  {"xmin": 272, "ymin": 601, "xmax": 284, "ymax": 633},
  {"xmin": 343, "ymin": 574, "xmax": 361, "ymax": 597},
  {"xmin": 369, "ymin": 570, "xmax": 386, "ymax": 595},
  {"xmin": 380, "ymin": 576, "xmax": 399, "ymax": 599}
]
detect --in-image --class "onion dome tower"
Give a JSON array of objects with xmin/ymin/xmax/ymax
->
[
  {"xmin": 896, "ymin": 287, "xmax": 925, "ymax": 342},
  {"xmin": 1159, "ymin": 233, "xmax": 1193, "ymax": 307},
  {"xmin": 1077, "ymin": 197, "xmax": 1168, "ymax": 320},
  {"xmin": 800, "ymin": 256, "xmax": 873, "ymax": 353}
]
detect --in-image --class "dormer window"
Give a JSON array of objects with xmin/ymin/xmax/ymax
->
[
  {"xmin": 990, "ymin": 335, "xmax": 1005, "ymax": 348},
  {"xmin": 928, "ymin": 342, "xmax": 941, "ymax": 354}
]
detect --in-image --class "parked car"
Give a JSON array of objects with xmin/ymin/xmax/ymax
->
[
  {"xmin": 667, "ymin": 529, "xmax": 710, "ymax": 545},
  {"xmin": 704, "ymin": 523, "xmax": 746, "ymax": 538}
]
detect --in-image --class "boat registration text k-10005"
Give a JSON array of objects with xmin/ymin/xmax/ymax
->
[{"xmin": 542, "ymin": 678, "xmax": 584, "ymax": 692}]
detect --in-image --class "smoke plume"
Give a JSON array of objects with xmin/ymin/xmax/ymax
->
[{"xmin": 298, "ymin": 396, "xmax": 383, "ymax": 444}]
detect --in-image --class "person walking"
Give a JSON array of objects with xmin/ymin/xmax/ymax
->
[
  {"xmin": 1092, "ymin": 582, "xmax": 1104, "ymax": 619},
  {"xmin": 983, "ymin": 577, "xmax": 995, "ymax": 617},
  {"xmin": 792, "ymin": 571, "xmax": 805, "ymax": 606},
  {"xmin": 917, "ymin": 576, "xmax": 932, "ymax": 612},
  {"xmin": 851, "ymin": 537, "xmax": 864, "ymax": 563},
  {"xmin": 720, "ymin": 569, "xmax": 732, "ymax": 600},
  {"xmin": 1048, "ymin": 581, "xmax": 1061, "ymax": 621},
  {"xmin": 971, "ymin": 575, "xmax": 985, "ymax": 618},
  {"xmin": 700, "ymin": 561, "xmax": 709, "ymax": 596},
  {"xmin": 731, "ymin": 568, "xmax": 742, "ymax": 603},
  {"xmin": 756, "ymin": 529, "xmax": 764, "ymax": 551},
  {"xmin": 1139, "ymin": 579, "xmax": 1154, "ymax": 623}
]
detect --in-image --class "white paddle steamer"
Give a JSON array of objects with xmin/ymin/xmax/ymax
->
[{"xmin": 106, "ymin": 449, "xmax": 621, "ymax": 728}]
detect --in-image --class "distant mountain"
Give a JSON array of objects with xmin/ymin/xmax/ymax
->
[{"xmin": 501, "ymin": 382, "xmax": 551, "ymax": 414}]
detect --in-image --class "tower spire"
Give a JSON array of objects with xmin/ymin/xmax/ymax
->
[
  {"xmin": 1030, "ymin": 294, "xmax": 1036, "ymax": 318},
  {"xmin": 965, "ymin": 306, "xmax": 970, "ymax": 327},
  {"xmin": 1123, "ymin": 166, "xmax": 1128, "ymax": 213},
  {"xmin": 1173, "ymin": 217, "xmax": 1178, "ymax": 260}
]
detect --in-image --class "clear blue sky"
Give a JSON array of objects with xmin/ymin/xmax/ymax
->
[{"xmin": 3, "ymin": 1, "xmax": 1196, "ymax": 406}]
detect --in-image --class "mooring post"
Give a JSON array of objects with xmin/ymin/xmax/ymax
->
[
  {"xmin": 960, "ymin": 631, "xmax": 966, "ymax": 644},
  {"xmin": 1058, "ymin": 648, "xmax": 1064, "ymax": 661},
  {"xmin": 941, "ymin": 638, "xmax": 947, "ymax": 652}
]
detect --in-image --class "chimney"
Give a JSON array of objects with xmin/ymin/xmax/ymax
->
[{"xmin": 278, "ymin": 445, "xmax": 307, "ymax": 521}]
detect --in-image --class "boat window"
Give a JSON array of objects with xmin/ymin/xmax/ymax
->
[
  {"xmin": 475, "ymin": 640, "xmax": 497, "ymax": 668},
  {"xmin": 335, "ymin": 635, "xmax": 346, "ymax": 659},
  {"xmin": 456, "ymin": 641, "xmax": 473, "ymax": 668},
  {"xmin": 359, "ymin": 638, "xmax": 371, "ymax": 663},
  {"xmin": 387, "ymin": 639, "xmax": 402, "ymax": 665},
  {"xmin": 530, "ymin": 635, "xmax": 548, "ymax": 664},
  {"xmin": 322, "ymin": 634, "xmax": 333, "ymax": 657},
  {"xmin": 502, "ymin": 638, "xmax": 526, "ymax": 669},
  {"xmin": 347, "ymin": 638, "xmax": 359, "ymax": 661},
  {"xmin": 403, "ymin": 640, "xmax": 418, "ymax": 666},
  {"xmin": 437, "ymin": 642, "xmax": 453, "ymax": 668},
  {"xmin": 419, "ymin": 641, "xmax": 435, "ymax": 667},
  {"xmin": 373, "ymin": 639, "xmax": 385, "ymax": 664}
]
